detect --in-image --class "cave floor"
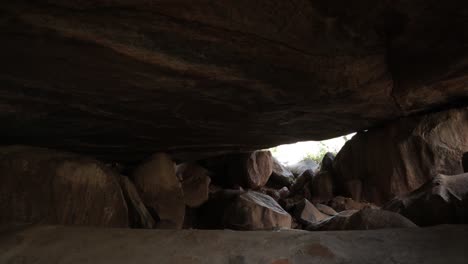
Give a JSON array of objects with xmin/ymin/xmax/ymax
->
[{"xmin": 1, "ymin": 224, "xmax": 467, "ymax": 264}]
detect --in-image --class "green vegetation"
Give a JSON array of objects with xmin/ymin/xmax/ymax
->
[{"xmin": 301, "ymin": 142, "xmax": 336, "ymax": 164}]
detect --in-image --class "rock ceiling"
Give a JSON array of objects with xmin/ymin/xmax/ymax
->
[{"xmin": 1, "ymin": 0, "xmax": 467, "ymax": 162}]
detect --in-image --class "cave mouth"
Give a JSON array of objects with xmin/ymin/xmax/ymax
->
[
  {"xmin": 463, "ymin": 153, "xmax": 468, "ymax": 173},
  {"xmin": 269, "ymin": 133, "xmax": 355, "ymax": 165}
]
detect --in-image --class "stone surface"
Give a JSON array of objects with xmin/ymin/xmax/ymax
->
[
  {"xmin": 1, "ymin": 224, "xmax": 467, "ymax": 264},
  {"xmin": 307, "ymin": 208, "xmax": 417, "ymax": 231},
  {"xmin": 118, "ymin": 176, "xmax": 156, "ymax": 229},
  {"xmin": 225, "ymin": 151, "xmax": 273, "ymax": 189},
  {"xmin": 384, "ymin": 173, "xmax": 468, "ymax": 226},
  {"xmin": 309, "ymin": 171, "xmax": 334, "ymax": 203},
  {"xmin": 223, "ymin": 191, "xmax": 292, "ymax": 230},
  {"xmin": 0, "ymin": 146, "xmax": 129, "ymax": 227},
  {"xmin": 133, "ymin": 153, "xmax": 185, "ymax": 229},
  {"xmin": 288, "ymin": 159, "xmax": 320, "ymax": 177},
  {"xmin": 321, "ymin": 152, "xmax": 335, "ymax": 172},
  {"xmin": 268, "ymin": 157, "xmax": 295, "ymax": 188},
  {"xmin": 176, "ymin": 163, "xmax": 211, "ymax": 208},
  {"xmin": 293, "ymin": 199, "xmax": 329, "ymax": 225},
  {"xmin": 0, "ymin": 1, "xmax": 467, "ymax": 162},
  {"xmin": 316, "ymin": 204, "xmax": 338, "ymax": 216},
  {"xmin": 333, "ymin": 107, "xmax": 468, "ymax": 205},
  {"xmin": 328, "ymin": 196, "xmax": 378, "ymax": 212}
]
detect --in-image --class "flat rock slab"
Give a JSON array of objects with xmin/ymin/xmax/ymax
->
[{"xmin": 1, "ymin": 224, "xmax": 467, "ymax": 264}]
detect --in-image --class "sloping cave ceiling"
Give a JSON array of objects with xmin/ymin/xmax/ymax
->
[{"xmin": 0, "ymin": 0, "xmax": 467, "ymax": 163}]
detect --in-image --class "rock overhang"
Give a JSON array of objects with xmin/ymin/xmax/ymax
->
[{"xmin": 0, "ymin": 0, "xmax": 467, "ymax": 163}]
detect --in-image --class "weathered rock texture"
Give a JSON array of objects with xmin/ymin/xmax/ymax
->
[
  {"xmin": 225, "ymin": 151, "xmax": 273, "ymax": 190},
  {"xmin": 3, "ymin": 224, "xmax": 466, "ymax": 264},
  {"xmin": 293, "ymin": 199, "xmax": 329, "ymax": 225},
  {"xmin": 1, "ymin": 1, "xmax": 467, "ymax": 162},
  {"xmin": 133, "ymin": 153, "xmax": 185, "ymax": 229},
  {"xmin": 176, "ymin": 163, "xmax": 211, "ymax": 208},
  {"xmin": 0, "ymin": 146, "xmax": 129, "ymax": 227},
  {"xmin": 118, "ymin": 176, "xmax": 155, "ymax": 229},
  {"xmin": 333, "ymin": 107, "xmax": 468, "ymax": 205},
  {"xmin": 268, "ymin": 157, "xmax": 295, "ymax": 188},
  {"xmin": 384, "ymin": 173, "xmax": 468, "ymax": 226},
  {"xmin": 307, "ymin": 209, "xmax": 417, "ymax": 231},
  {"xmin": 223, "ymin": 191, "xmax": 292, "ymax": 230}
]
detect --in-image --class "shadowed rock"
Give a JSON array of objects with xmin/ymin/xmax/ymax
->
[
  {"xmin": 384, "ymin": 173, "xmax": 468, "ymax": 226},
  {"xmin": 133, "ymin": 153, "xmax": 185, "ymax": 229},
  {"xmin": 0, "ymin": 146, "xmax": 129, "ymax": 227},
  {"xmin": 176, "ymin": 163, "xmax": 211, "ymax": 208},
  {"xmin": 333, "ymin": 107, "xmax": 468, "ymax": 205},
  {"xmin": 223, "ymin": 191, "xmax": 292, "ymax": 230},
  {"xmin": 306, "ymin": 208, "xmax": 417, "ymax": 231}
]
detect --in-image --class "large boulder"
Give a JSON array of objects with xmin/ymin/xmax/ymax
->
[
  {"xmin": 328, "ymin": 196, "xmax": 378, "ymax": 212},
  {"xmin": 223, "ymin": 191, "xmax": 292, "ymax": 230},
  {"xmin": 293, "ymin": 199, "xmax": 329, "ymax": 225},
  {"xmin": 225, "ymin": 150, "xmax": 273, "ymax": 189},
  {"xmin": 288, "ymin": 159, "xmax": 319, "ymax": 177},
  {"xmin": 133, "ymin": 153, "xmax": 185, "ymax": 229},
  {"xmin": 307, "ymin": 209, "xmax": 417, "ymax": 231},
  {"xmin": 333, "ymin": 107, "xmax": 468, "ymax": 205},
  {"xmin": 309, "ymin": 170, "xmax": 334, "ymax": 203},
  {"xmin": 0, "ymin": 146, "xmax": 129, "ymax": 227},
  {"xmin": 176, "ymin": 163, "xmax": 211, "ymax": 208},
  {"xmin": 320, "ymin": 152, "xmax": 335, "ymax": 172},
  {"xmin": 384, "ymin": 173, "xmax": 468, "ymax": 226},
  {"xmin": 268, "ymin": 157, "xmax": 295, "ymax": 188},
  {"xmin": 118, "ymin": 176, "xmax": 156, "ymax": 229}
]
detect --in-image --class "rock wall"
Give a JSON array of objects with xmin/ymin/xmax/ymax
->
[
  {"xmin": 333, "ymin": 107, "xmax": 468, "ymax": 204},
  {"xmin": 0, "ymin": 146, "xmax": 129, "ymax": 227}
]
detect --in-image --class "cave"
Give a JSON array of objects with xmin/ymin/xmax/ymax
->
[{"xmin": 1, "ymin": 1, "xmax": 468, "ymax": 263}]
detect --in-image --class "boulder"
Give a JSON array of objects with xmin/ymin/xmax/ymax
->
[
  {"xmin": 290, "ymin": 169, "xmax": 314, "ymax": 194},
  {"xmin": 307, "ymin": 209, "xmax": 417, "ymax": 231},
  {"xmin": 316, "ymin": 204, "xmax": 338, "ymax": 216},
  {"xmin": 118, "ymin": 176, "xmax": 156, "ymax": 229},
  {"xmin": 133, "ymin": 153, "xmax": 185, "ymax": 229},
  {"xmin": 225, "ymin": 151, "xmax": 273, "ymax": 189},
  {"xmin": 176, "ymin": 163, "xmax": 211, "ymax": 208},
  {"xmin": 0, "ymin": 146, "xmax": 129, "ymax": 227},
  {"xmin": 333, "ymin": 108, "xmax": 468, "ymax": 205},
  {"xmin": 309, "ymin": 170, "xmax": 334, "ymax": 203},
  {"xmin": 195, "ymin": 188, "xmax": 244, "ymax": 229},
  {"xmin": 223, "ymin": 191, "xmax": 292, "ymax": 230},
  {"xmin": 268, "ymin": 157, "xmax": 295, "ymax": 188},
  {"xmin": 320, "ymin": 152, "xmax": 335, "ymax": 172},
  {"xmin": 328, "ymin": 196, "xmax": 378, "ymax": 212},
  {"xmin": 293, "ymin": 199, "xmax": 329, "ymax": 225},
  {"xmin": 288, "ymin": 159, "xmax": 319, "ymax": 177},
  {"xmin": 384, "ymin": 173, "xmax": 468, "ymax": 226}
]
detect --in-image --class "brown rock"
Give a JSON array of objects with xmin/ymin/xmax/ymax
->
[
  {"xmin": 176, "ymin": 163, "xmax": 211, "ymax": 208},
  {"xmin": 307, "ymin": 209, "xmax": 417, "ymax": 231},
  {"xmin": 268, "ymin": 157, "xmax": 295, "ymax": 188},
  {"xmin": 328, "ymin": 196, "xmax": 378, "ymax": 212},
  {"xmin": 384, "ymin": 173, "xmax": 468, "ymax": 226},
  {"xmin": 293, "ymin": 199, "xmax": 329, "ymax": 225},
  {"xmin": 316, "ymin": 204, "xmax": 338, "ymax": 216},
  {"xmin": 288, "ymin": 159, "xmax": 319, "ymax": 177},
  {"xmin": 309, "ymin": 171, "xmax": 334, "ymax": 203},
  {"xmin": 333, "ymin": 108, "xmax": 468, "ymax": 205},
  {"xmin": 133, "ymin": 153, "xmax": 185, "ymax": 229},
  {"xmin": 320, "ymin": 152, "xmax": 335, "ymax": 172},
  {"xmin": 225, "ymin": 151, "xmax": 273, "ymax": 189},
  {"xmin": 290, "ymin": 169, "xmax": 314, "ymax": 194},
  {"xmin": 0, "ymin": 146, "xmax": 129, "ymax": 227},
  {"xmin": 223, "ymin": 191, "xmax": 292, "ymax": 230},
  {"xmin": 118, "ymin": 176, "xmax": 156, "ymax": 229}
]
